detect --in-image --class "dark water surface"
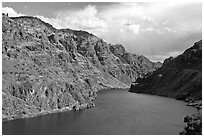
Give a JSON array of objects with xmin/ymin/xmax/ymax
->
[{"xmin": 2, "ymin": 89, "xmax": 195, "ymax": 135}]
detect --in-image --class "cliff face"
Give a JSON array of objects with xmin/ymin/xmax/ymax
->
[
  {"xmin": 129, "ymin": 40, "xmax": 202, "ymax": 101},
  {"xmin": 2, "ymin": 14, "xmax": 161, "ymax": 121}
]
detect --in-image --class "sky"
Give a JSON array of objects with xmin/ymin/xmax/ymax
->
[{"xmin": 2, "ymin": 2, "xmax": 202, "ymax": 62}]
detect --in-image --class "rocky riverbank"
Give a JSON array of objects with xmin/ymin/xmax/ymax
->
[
  {"xmin": 180, "ymin": 99, "xmax": 202, "ymax": 135},
  {"xmin": 2, "ymin": 100, "xmax": 95, "ymax": 122}
]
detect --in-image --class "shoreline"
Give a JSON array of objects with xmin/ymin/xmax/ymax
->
[
  {"xmin": 2, "ymin": 102, "xmax": 94, "ymax": 123},
  {"xmin": 2, "ymin": 87, "xmax": 129, "ymax": 123},
  {"xmin": 128, "ymin": 89, "xmax": 201, "ymax": 135}
]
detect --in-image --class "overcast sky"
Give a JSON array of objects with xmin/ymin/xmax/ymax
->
[{"xmin": 2, "ymin": 2, "xmax": 202, "ymax": 62}]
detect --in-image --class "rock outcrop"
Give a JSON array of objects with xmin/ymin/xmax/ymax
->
[{"xmin": 2, "ymin": 14, "xmax": 161, "ymax": 121}]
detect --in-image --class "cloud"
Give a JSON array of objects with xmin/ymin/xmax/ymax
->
[
  {"xmin": 167, "ymin": 51, "xmax": 181, "ymax": 57},
  {"xmin": 147, "ymin": 55, "xmax": 169, "ymax": 62},
  {"xmin": 1, "ymin": 7, "xmax": 63, "ymax": 31},
  {"xmin": 35, "ymin": 15, "xmax": 63, "ymax": 29},
  {"xmin": 142, "ymin": 27, "xmax": 154, "ymax": 32},
  {"xmin": 53, "ymin": 5, "xmax": 107, "ymax": 32},
  {"xmin": 147, "ymin": 51, "xmax": 182, "ymax": 62},
  {"xmin": 99, "ymin": 3, "xmax": 155, "ymax": 23},
  {"xmin": 96, "ymin": 2, "xmax": 201, "ymax": 61},
  {"xmin": 126, "ymin": 24, "xmax": 140, "ymax": 34},
  {"xmin": 2, "ymin": 7, "xmax": 24, "ymax": 17},
  {"xmin": 162, "ymin": 20, "xmax": 168, "ymax": 25}
]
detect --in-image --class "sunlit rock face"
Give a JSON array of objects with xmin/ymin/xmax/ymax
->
[{"xmin": 2, "ymin": 14, "xmax": 161, "ymax": 121}]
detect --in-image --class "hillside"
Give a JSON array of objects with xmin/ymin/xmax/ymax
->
[
  {"xmin": 2, "ymin": 13, "xmax": 161, "ymax": 121},
  {"xmin": 129, "ymin": 40, "xmax": 202, "ymax": 101}
]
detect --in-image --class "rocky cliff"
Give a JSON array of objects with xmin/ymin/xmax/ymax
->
[{"xmin": 2, "ymin": 14, "xmax": 161, "ymax": 121}]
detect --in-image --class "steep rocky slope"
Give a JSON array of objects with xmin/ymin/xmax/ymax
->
[
  {"xmin": 129, "ymin": 40, "xmax": 202, "ymax": 135},
  {"xmin": 2, "ymin": 14, "xmax": 161, "ymax": 121},
  {"xmin": 129, "ymin": 40, "xmax": 202, "ymax": 100}
]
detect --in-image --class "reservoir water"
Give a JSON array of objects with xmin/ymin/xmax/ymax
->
[{"xmin": 2, "ymin": 89, "xmax": 195, "ymax": 135}]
